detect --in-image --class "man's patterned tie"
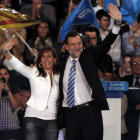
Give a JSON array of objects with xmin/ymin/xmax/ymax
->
[{"xmin": 67, "ymin": 60, "xmax": 76, "ymax": 108}]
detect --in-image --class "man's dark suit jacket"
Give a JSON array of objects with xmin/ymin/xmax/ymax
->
[
  {"xmin": 57, "ymin": 30, "xmax": 118, "ymax": 129},
  {"xmin": 120, "ymin": 74, "xmax": 133, "ymax": 87},
  {"xmin": 121, "ymin": 74, "xmax": 140, "ymax": 132}
]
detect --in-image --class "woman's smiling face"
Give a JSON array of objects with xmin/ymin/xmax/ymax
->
[{"xmin": 40, "ymin": 51, "xmax": 56, "ymax": 72}]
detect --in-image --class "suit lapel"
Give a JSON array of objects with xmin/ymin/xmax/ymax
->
[
  {"xmin": 130, "ymin": 74, "xmax": 134, "ymax": 86},
  {"xmin": 59, "ymin": 55, "xmax": 69, "ymax": 76},
  {"xmin": 59, "ymin": 55, "xmax": 69, "ymax": 100}
]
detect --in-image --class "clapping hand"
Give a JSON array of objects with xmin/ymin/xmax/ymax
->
[
  {"xmin": 61, "ymin": 45, "xmax": 66, "ymax": 53},
  {"xmin": 7, "ymin": 29, "xmax": 16, "ymax": 39},
  {"xmin": 32, "ymin": 3, "xmax": 41, "ymax": 19},
  {"xmin": 129, "ymin": 35, "xmax": 136, "ymax": 46},
  {"xmin": 30, "ymin": 48, "xmax": 39, "ymax": 56}
]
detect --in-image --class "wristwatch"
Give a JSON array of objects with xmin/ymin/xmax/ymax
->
[
  {"xmin": 114, "ymin": 19, "xmax": 122, "ymax": 26},
  {"xmin": 3, "ymin": 50, "xmax": 9, "ymax": 54}
]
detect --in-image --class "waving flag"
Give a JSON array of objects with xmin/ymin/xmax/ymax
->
[
  {"xmin": 0, "ymin": 6, "xmax": 41, "ymax": 30},
  {"xmin": 58, "ymin": 0, "xmax": 99, "ymax": 42},
  {"xmin": 120, "ymin": 0, "xmax": 140, "ymax": 25},
  {"xmin": 104, "ymin": 0, "xmax": 118, "ymax": 11}
]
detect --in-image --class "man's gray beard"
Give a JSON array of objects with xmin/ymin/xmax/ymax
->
[{"xmin": 69, "ymin": 49, "xmax": 83, "ymax": 58}]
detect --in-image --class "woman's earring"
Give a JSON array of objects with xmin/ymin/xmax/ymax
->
[
  {"xmin": 39, "ymin": 63, "xmax": 43, "ymax": 68},
  {"xmin": 54, "ymin": 62, "xmax": 56, "ymax": 66}
]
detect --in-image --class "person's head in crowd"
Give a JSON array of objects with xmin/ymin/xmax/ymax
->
[
  {"xmin": 20, "ymin": 89, "xmax": 31, "ymax": 110},
  {"xmin": 0, "ymin": 65, "xmax": 10, "ymax": 84},
  {"xmin": 97, "ymin": 0, "xmax": 104, "ymax": 8},
  {"xmin": 131, "ymin": 12, "xmax": 140, "ymax": 33},
  {"xmin": 129, "ymin": 55, "xmax": 140, "ymax": 77},
  {"xmin": 0, "ymin": 0, "xmax": 11, "ymax": 7},
  {"xmin": 64, "ymin": 30, "xmax": 83, "ymax": 59},
  {"xmin": 36, "ymin": 19, "xmax": 51, "ymax": 39},
  {"xmin": 68, "ymin": 0, "xmax": 81, "ymax": 14},
  {"xmin": 123, "ymin": 54, "xmax": 133, "ymax": 75},
  {"xmin": 83, "ymin": 25, "xmax": 101, "ymax": 47},
  {"xmin": 96, "ymin": 9, "xmax": 110, "ymax": 31},
  {"xmin": 83, "ymin": 25, "xmax": 113, "ymax": 81},
  {"xmin": 36, "ymin": 46, "xmax": 59, "ymax": 77},
  {"xmin": 32, "ymin": 0, "xmax": 42, "ymax": 5}
]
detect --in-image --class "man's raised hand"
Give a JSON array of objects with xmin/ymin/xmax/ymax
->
[{"xmin": 108, "ymin": 3, "xmax": 122, "ymax": 21}]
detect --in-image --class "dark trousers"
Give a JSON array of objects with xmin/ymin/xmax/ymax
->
[
  {"xmin": 121, "ymin": 129, "xmax": 138, "ymax": 140},
  {"xmin": 64, "ymin": 102, "xmax": 103, "ymax": 140},
  {"xmin": 22, "ymin": 117, "xmax": 59, "ymax": 140},
  {"xmin": 0, "ymin": 139, "xmax": 20, "ymax": 140},
  {"xmin": 0, "ymin": 129, "xmax": 21, "ymax": 140}
]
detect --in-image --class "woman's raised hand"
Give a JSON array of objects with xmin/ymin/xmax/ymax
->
[{"xmin": 4, "ymin": 38, "xmax": 16, "ymax": 52}]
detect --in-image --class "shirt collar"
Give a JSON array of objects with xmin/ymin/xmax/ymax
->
[
  {"xmin": 100, "ymin": 29, "xmax": 109, "ymax": 40},
  {"xmin": 97, "ymin": 4, "xmax": 103, "ymax": 9},
  {"xmin": 69, "ymin": 56, "xmax": 79, "ymax": 62},
  {"xmin": 134, "ymin": 74, "xmax": 140, "ymax": 78}
]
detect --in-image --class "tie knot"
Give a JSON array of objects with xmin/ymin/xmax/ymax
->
[
  {"xmin": 72, "ymin": 60, "xmax": 76, "ymax": 65},
  {"xmin": 135, "ymin": 77, "xmax": 140, "ymax": 86}
]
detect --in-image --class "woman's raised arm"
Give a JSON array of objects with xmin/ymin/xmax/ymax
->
[
  {"xmin": 3, "ymin": 38, "xmax": 16, "ymax": 60},
  {"xmin": 3, "ymin": 38, "xmax": 34, "ymax": 78}
]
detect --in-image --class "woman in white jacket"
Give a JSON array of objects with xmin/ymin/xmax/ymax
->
[{"xmin": 3, "ymin": 38, "xmax": 60, "ymax": 140}]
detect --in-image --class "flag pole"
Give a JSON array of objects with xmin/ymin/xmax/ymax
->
[
  {"xmin": 68, "ymin": 0, "xmax": 73, "ymax": 16},
  {"xmin": 14, "ymin": 30, "xmax": 37, "ymax": 57}
]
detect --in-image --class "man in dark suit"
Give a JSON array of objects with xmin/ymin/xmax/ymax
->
[
  {"xmin": 57, "ymin": 3, "xmax": 122, "ymax": 140},
  {"xmin": 121, "ymin": 55, "xmax": 140, "ymax": 140},
  {"xmin": 83, "ymin": 25, "xmax": 113, "ymax": 81},
  {"xmin": 121, "ymin": 55, "xmax": 140, "ymax": 86}
]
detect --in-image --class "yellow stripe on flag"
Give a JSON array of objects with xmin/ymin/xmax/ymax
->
[{"xmin": 0, "ymin": 6, "xmax": 41, "ymax": 30}]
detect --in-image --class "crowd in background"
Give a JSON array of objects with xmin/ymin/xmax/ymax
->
[{"xmin": 0, "ymin": 0, "xmax": 140, "ymax": 140}]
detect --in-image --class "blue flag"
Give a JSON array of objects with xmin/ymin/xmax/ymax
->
[
  {"xmin": 120, "ymin": 0, "xmax": 140, "ymax": 25},
  {"xmin": 58, "ymin": 0, "xmax": 99, "ymax": 42},
  {"xmin": 103, "ymin": 0, "xmax": 117, "ymax": 11}
]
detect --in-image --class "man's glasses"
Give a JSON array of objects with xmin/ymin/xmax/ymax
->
[
  {"xmin": 68, "ymin": 42, "xmax": 82, "ymax": 47},
  {"xmin": 131, "ymin": 61, "xmax": 140, "ymax": 66}
]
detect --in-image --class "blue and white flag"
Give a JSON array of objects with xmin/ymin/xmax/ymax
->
[
  {"xmin": 58, "ymin": 0, "xmax": 99, "ymax": 42},
  {"xmin": 103, "ymin": 0, "xmax": 117, "ymax": 11},
  {"xmin": 120, "ymin": 0, "xmax": 140, "ymax": 25}
]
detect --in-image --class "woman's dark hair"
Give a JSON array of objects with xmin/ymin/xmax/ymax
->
[
  {"xmin": 36, "ymin": 46, "xmax": 59, "ymax": 77},
  {"xmin": 35, "ymin": 18, "xmax": 52, "ymax": 39},
  {"xmin": 123, "ymin": 54, "xmax": 133, "ymax": 63}
]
